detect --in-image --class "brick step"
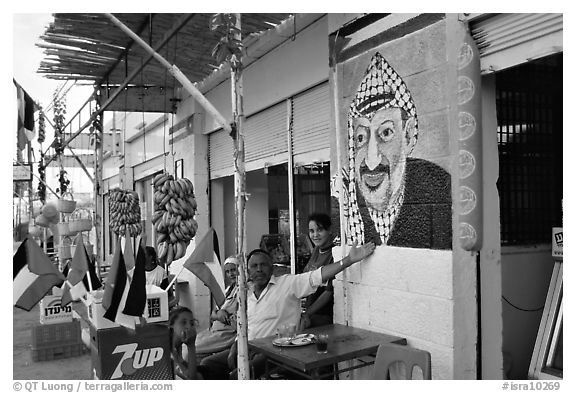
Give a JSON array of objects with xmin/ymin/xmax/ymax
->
[{"xmin": 31, "ymin": 342, "xmax": 87, "ymax": 362}]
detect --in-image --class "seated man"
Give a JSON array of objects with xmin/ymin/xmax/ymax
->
[
  {"xmin": 195, "ymin": 257, "xmax": 239, "ymax": 356},
  {"xmin": 200, "ymin": 242, "xmax": 375, "ymax": 379}
]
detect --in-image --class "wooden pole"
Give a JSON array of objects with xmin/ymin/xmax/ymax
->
[
  {"xmin": 230, "ymin": 13, "xmax": 250, "ymax": 380},
  {"xmin": 93, "ymin": 94, "xmax": 104, "ymax": 278},
  {"xmin": 286, "ymin": 98, "xmax": 297, "ymax": 275},
  {"xmin": 27, "ymin": 141, "xmax": 35, "ymax": 223},
  {"xmin": 104, "ymin": 13, "xmax": 232, "ymax": 134}
]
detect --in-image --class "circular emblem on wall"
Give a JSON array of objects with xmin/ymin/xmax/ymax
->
[
  {"xmin": 459, "ymin": 222, "xmax": 478, "ymax": 250},
  {"xmin": 458, "ymin": 43, "xmax": 474, "ymax": 70},
  {"xmin": 459, "ymin": 185, "xmax": 477, "ymax": 215},
  {"xmin": 459, "ymin": 150, "xmax": 476, "ymax": 179},
  {"xmin": 457, "ymin": 76, "xmax": 475, "ymax": 105},
  {"xmin": 458, "ymin": 111, "xmax": 476, "ymax": 141}
]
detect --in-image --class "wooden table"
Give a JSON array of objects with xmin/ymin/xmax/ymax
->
[{"xmin": 248, "ymin": 323, "xmax": 407, "ymax": 379}]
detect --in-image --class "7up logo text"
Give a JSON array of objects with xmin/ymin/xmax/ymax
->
[{"xmin": 111, "ymin": 343, "xmax": 164, "ymax": 379}]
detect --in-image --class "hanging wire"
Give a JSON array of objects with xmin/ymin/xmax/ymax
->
[
  {"xmin": 162, "ymin": 50, "xmax": 169, "ymax": 172},
  {"xmin": 141, "ymin": 56, "xmax": 146, "ymax": 163},
  {"xmin": 502, "ymin": 296, "xmax": 545, "ymax": 313},
  {"xmin": 123, "ymin": 85, "xmax": 128, "ymax": 160},
  {"xmin": 170, "ymin": 31, "xmax": 178, "ymax": 169}
]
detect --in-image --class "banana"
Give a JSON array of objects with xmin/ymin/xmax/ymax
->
[
  {"xmin": 166, "ymin": 244, "xmax": 174, "ymax": 265},
  {"xmin": 159, "ymin": 193, "xmax": 171, "ymax": 208},
  {"xmin": 157, "ymin": 233, "xmax": 167, "ymax": 244},
  {"xmin": 169, "ymin": 232, "xmax": 178, "ymax": 243},
  {"xmin": 174, "ymin": 214, "xmax": 182, "ymax": 228},
  {"xmin": 179, "ymin": 221, "xmax": 190, "ymax": 237},
  {"xmin": 173, "ymin": 180, "xmax": 182, "ymax": 197},
  {"xmin": 153, "ymin": 173, "xmax": 169, "ymax": 188},
  {"xmin": 152, "ymin": 210, "xmax": 163, "ymax": 224},
  {"xmin": 174, "ymin": 227, "xmax": 184, "ymax": 241},
  {"xmin": 158, "ymin": 241, "xmax": 168, "ymax": 259},
  {"xmin": 183, "ymin": 178, "xmax": 194, "ymax": 194},
  {"xmin": 174, "ymin": 242, "xmax": 184, "ymax": 260}
]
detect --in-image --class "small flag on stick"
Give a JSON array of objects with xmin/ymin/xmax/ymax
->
[{"xmin": 14, "ymin": 238, "xmax": 65, "ymax": 311}]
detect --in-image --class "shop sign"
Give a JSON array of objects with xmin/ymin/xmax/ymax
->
[
  {"xmin": 552, "ymin": 227, "xmax": 563, "ymax": 258},
  {"xmin": 111, "ymin": 343, "xmax": 164, "ymax": 379},
  {"xmin": 13, "ymin": 164, "xmax": 32, "ymax": 182},
  {"xmin": 39, "ymin": 295, "xmax": 73, "ymax": 324}
]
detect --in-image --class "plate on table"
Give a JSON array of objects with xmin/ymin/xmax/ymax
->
[{"xmin": 272, "ymin": 333, "xmax": 315, "ymax": 347}]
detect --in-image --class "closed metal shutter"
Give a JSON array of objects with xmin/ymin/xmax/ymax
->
[
  {"xmin": 208, "ymin": 128, "xmax": 234, "ymax": 178},
  {"xmin": 209, "ymin": 100, "xmax": 288, "ymax": 179},
  {"xmin": 470, "ymin": 13, "xmax": 562, "ymax": 74},
  {"xmin": 245, "ymin": 101, "xmax": 288, "ymax": 164},
  {"xmin": 291, "ymin": 82, "xmax": 331, "ymax": 162}
]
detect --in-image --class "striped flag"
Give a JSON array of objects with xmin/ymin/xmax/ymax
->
[
  {"xmin": 102, "ymin": 237, "xmax": 147, "ymax": 328},
  {"xmin": 122, "ymin": 239, "xmax": 146, "ymax": 316},
  {"xmin": 14, "ymin": 238, "xmax": 65, "ymax": 311},
  {"xmin": 61, "ymin": 240, "xmax": 102, "ymax": 306},
  {"xmin": 183, "ymin": 228, "xmax": 225, "ymax": 307}
]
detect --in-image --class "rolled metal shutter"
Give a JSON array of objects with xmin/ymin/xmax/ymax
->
[
  {"xmin": 470, "ymin": 13, "xmax": 562, "ymax": 74},
  {"xmin": 209, "ymin": 100, "xmax": 288, "ymax": 179},
  {"xmin": 208, "ymin": 128, "xmax": 234, "ymax": 179},
  {"xmin": 291, "ymin": 82, "xmax": 331, "ymax": 162},
  {"xmin": 244, "ymin": 101, "xmax": 288, "ymax": 165}
]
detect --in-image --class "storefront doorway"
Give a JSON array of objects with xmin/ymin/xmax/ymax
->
[{"xmin": 496, "ymin": 53, "xmax": 562, "ymax": 379}]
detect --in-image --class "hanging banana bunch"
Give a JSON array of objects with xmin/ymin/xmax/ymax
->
[
  {"xmin": 152, "ymin": 173, "xmax": 198, "ymax": 265},
  {"xmin": 109, "ymin": 188, "xmax": 143, "ymax": 237}
]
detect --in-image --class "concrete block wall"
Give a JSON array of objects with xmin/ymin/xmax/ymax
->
[
  {"xmin": 330, "ymin": 15, "xmax": 478, "ymax": 379},
  {"xmin": 333, "ymin": 246, "xmax": 454, "ymax": 379}
]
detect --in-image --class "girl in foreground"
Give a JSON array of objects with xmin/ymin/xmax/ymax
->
[{"xmin": 169, "ymin": 307, "xmax": 204, "ymax": 379}]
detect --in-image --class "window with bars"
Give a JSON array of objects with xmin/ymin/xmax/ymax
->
[{"xmin": 496, "ymin": 53, "xmax": 563, "ymax": 246}]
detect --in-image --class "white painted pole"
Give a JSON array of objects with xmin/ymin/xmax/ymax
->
[{"xmin": 332, "ymin": 55, "xmax": 350, "ymax": 326}]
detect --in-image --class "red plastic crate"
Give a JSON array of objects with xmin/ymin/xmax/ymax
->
[
  {"xmin": 32, "ymin": 342, "xmax": 86, "ymax": 362},
  {"xmin": 31, "ymin": 320, "xmax": 81, "ymax": 349}
]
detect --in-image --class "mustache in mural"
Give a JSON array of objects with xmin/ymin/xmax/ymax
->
[{"xmin": 359, "ymin": 161, "xmax": 390, "ymax": 191}]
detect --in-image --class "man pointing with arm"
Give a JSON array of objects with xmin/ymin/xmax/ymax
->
[{"xmin": 200, "ymin": 241, "xmax": 376, "ymax": 379}]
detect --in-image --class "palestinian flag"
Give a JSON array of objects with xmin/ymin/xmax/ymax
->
[
  {"xmin": 14, "ymin": 238, "xmax": 65, "ymax": 311},
  {"xmin": 61, "ymin": 240, "xmax": 102, "ymax": 306},
  {"xmin": 122, "ymin": 238, "xmax": 146, "ymax": 316},
  {"xmin": 183, "ymin": 228, "xmax": 225, "ymax": 307},
  {"xmin": 102, "ymin": 237, "xmax": 146, "ymax": 328}
]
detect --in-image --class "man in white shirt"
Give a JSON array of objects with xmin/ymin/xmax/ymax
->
[{"xmin": 200, "ymin": 241, "xmax": 375, "ymax": 379}]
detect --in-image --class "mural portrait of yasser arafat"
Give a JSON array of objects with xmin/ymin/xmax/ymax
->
[{"xmin": 343, "ymin": 52, "xmax": 452, "ymax": 250}]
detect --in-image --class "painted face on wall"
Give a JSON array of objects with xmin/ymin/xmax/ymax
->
[{"xmin": 353, "ymin": 107, "xmax": 414, "ymax": 211}]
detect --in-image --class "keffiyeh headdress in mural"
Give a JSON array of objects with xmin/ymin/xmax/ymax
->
[{"xmin": 346, "ymin": 52, "xmax": 418, "ymax": 245}]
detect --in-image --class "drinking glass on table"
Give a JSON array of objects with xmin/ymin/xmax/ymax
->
[
  {"xmin": 277, "ymin": 325, "xmax": 290, "ymax": 340},
  {"xmin": 315, "ymin": 333, "xmax": 329, "ymax": 353},
  {"xmin": 287, "ymin": 323, "xmax": 297, "ymax": 339}
]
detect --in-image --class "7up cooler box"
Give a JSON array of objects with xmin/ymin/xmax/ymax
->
[{"xmin": 90, "ymin": 324, "xmax": 173, "ymax": 380}]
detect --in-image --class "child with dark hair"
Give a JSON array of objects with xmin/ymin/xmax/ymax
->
[
  {"xmin": 145, "ymin": 246, "xmax": 168, "ymax": 289},
  {"xmin": 169, "ymin": 307, "xmax": 206, "ymax": 380}
]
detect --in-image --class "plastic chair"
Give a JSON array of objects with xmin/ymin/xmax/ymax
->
[{"xmin": 373, "ymin": 343, "xmax": 432, "ymax": 380}]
